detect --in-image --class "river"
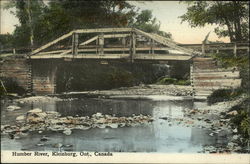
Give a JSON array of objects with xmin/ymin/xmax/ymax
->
[{"xmin": 1, "ymin": 95, "xmax": 232, "ymax": 153}]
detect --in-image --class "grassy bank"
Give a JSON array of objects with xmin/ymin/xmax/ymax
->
[{"xmin": 208, "ymin": 52, "xmax": 250, "ymax": 144}]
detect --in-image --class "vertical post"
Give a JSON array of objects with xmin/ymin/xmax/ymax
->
[
  {"xmin": 27, "ymin": 56, "xmax": 33, "ymax": 96},
  {"xmin": 233, "ymin": 42, "xmax": 237, "ymax": 57},
  {"xmin": 122, "ymin": 37, "xmax": 126, "ymax": 54},
  {"xmin": 98, "ymin": 33, "xmax": 104, "ymax": 56},
  {"xmin": 13, "ymin": 48, "xmax": 16, "ymax": 55},
  {"xmin": 190, "ymin": 61, "xmax": 195, "ymax": 99},
  {"xmin": 151, "ymin": 39, "xmax": 155, "ymax": 54},
  {"xmin": 72, "ymin": 32, "xmax": 78, "ymax": 56},
  {"xmin": 202, "ymin": 43, "xmax": 205, "ymax": 55},
  {"xmin": 130, "ymin": 32, "xmax": 136, "ymax": 62}
]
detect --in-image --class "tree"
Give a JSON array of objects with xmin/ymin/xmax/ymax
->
[
  {"xmin": 130, "ymin": 9, "xmax": 172, "ymax": 38},
  {"xmin": 4, "ymin": 0, "xmax": 46, "ymax": 49},
  {"xmin": 180, "ymin": 1, "xmax": 249, "ymax": 42},
  {"xmin": 3, "ymin": 0, "xmax": 137, "ymax": 48},
  {"xmin": 3, "ymin": 0, "xmax": 172, "ymax": 49}
]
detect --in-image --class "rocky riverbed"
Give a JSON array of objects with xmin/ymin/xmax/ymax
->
[
  {"xmin": 1, "ymin": 85, "xmax": 248, "ymax": 153},
  {"xmin": 62, "ymin": 84, "xmax": 193, "ymax": 97}
]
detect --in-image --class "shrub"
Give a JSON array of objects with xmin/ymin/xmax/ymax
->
[
  {"xmin": 156, "ymin": 77, "xmax": 190, "ymax": 85},
  {"xmin": 1, "ymin": 77, "xmax": 26, "ymax": 95},
  {"xmin": 207, "ymin": 88, "xmax": 243, "ymax": 104},
  {"xmin": 156, "ymin": 77, "xmax": 177, "ymax": 85}
]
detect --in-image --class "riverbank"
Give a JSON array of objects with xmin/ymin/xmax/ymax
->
[{"xmin": 59, "ymin": 84, "xmax": 193, "ymax": 98}]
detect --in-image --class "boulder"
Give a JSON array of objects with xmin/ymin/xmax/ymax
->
[
  {"xmin": 63, "ymin": 129, "xmax": 72, "ymax": 135},
  {"xmin": 16, "ymin": 115, "xmax": 25, "ymax": 122},
  {"xmin": 227, "ymin": 110, "xmax": 238, "ymax": 116},
  {"xmin": 26, "ymin": 109, "xmax": 47, "ymax": 123},
  {"xmin": 7, "ymin": 105, "xmax": 21, "ymax": 111},
  {"xmin": 27, "ymin": 108, "xmax": 43, "ymax": 113}
]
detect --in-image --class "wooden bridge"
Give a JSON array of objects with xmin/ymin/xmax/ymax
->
[
  {"xmin": 1, "ymin": 28, "xmax": 247, "ymax": 96},
  {"xmin": 30, "ymin": 28, "xmax": 201, "ymax": 61}
]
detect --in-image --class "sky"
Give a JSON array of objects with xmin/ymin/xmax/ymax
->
[{"xmin": 0, "ymin": 1, "xmax": 230, "ymax": 44}]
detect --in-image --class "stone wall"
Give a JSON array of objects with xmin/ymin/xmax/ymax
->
[
  {"xmin": 0, "ymin": 58, "xmax": 30, "ymax": 92},
  {"xmin": 192, "ymin": 57, "xmax": 241, "ymax": 99},
  {"xmin": 31, "ymin": 60, "xmax": 58, "ymax": 95}
]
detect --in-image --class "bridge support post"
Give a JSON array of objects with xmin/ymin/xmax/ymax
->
[
  {"xmin": 202, "ymin": 43, "xmax": 205, "ymax": 55},
  {"xmin": 98, "ymin": 33, "xmax": 104, "ymax": 56},
  {"xmin": 130, "ymin": 32, "xmax": 136, "ymax": 62},
  {"xmin": 233, "ymin": 42, "xmax": 237, "ymax": 57},
  {"xmin": 151, "ymin": 39, "xmax": 155, "ymax": 54},
  {"xmin": 72, "ymin": 33, "xmax": 79, "ymax": 56}
]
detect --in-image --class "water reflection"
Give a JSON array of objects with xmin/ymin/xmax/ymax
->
[{"xmin": 1, "ymin": 97, "xmax": 229, "ymax": 152}]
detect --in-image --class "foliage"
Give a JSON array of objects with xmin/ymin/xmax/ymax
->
[
  {"xmin": 0, "ymin": 34, "xmax": 14, "ymax": 50},
  {"xmin": 210, "ymin": 52, "xmax": 249, "ymax": 92},
  {"xmin": 129, "ymin": 9, "xmax": 172, "ymax": 38},
  {"xmin": 230, "ymin": 98, "xmax": 250, "ymax": 139},
  {"xmin": 0, "ymin": 77, "xmax": 26, "ymax": 95},
  {"xmin": 207, "ymin": 88, "xmax": 243, "ymax": 105},
  {"xmin": 156, "ymin": 77, "xmax": 190, "ymax": 85},
  {"xmin": 180, "ymin": 1, "xmax": 249, "ymax": 42},
  {"xmin": 2, "ymin": 0, "xmax": 172, "ymax": 50}
]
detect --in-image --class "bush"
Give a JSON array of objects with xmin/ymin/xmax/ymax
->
[
  {"xmin": 156, "ymin": 77, "xmax": 190, "ymax": 85},
  {"xmin": 156, "ymin": 77, "xmax": 177, "ymax": 85},
  {"xmin": 175, "ymin": 79, "xmax": 191, "ymax": 85},
  {"xmin": 207, "ymin": 88, "xmax": 243, "ymax": 104},
  {"xmin": 0, "ymin": 77, "xmax": 26, "ymax": 95},
  {"xmin": 230, "ymin": 98, "xmax": 250, "ymax": 139}
]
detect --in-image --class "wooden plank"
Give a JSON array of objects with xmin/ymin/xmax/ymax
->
[
  {"xmin": 77, "ymin": 47, "xmax": 171, "ymax": 52},
  {"xmin": 193, "ymin": 71, "xmax": 240, "ymax": 77},
  {"xmin": 31, "ymin": 53, "xmax": 192, "ymax": 61},
  {"xmin": 79, "ymin": 36, "xmax": 98, "ymax": 46},
  {"xmin": 134, "ymin": 54, "xmax": 192, "ymax": 61},
  {"xmin": 193, "ymin": 79, "xmax": 242, "ymax": 83},
  {"xmin": 103, "ymin": 34, "xmax": 130, "ymax": 38},
  {"xmin": 72, "ymin": 33, "xmax": 79, "ymax": 55},
  {"xmin": 193, "ymin": 68, "xmax": 239, "ymax": 73},
  {"xmin": 75, "ymin": 28, "xmax": 132, "ymax": 33},
  {"xmin": 130, "ymin": 32, "xmax": 136, "ymax": 62},
  {"xmin": 31, "ymin": 31, "xmax": 74, "ymax": 55},
  {"xmin": 98, "ymin": 34, "xmax": 104, "ymax": 55},
  {"xmin": 37, "ymin": 50, "xmax": 68, "ymax": 55}
]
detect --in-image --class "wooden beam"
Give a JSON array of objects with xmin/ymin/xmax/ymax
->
[
  {"xmin": 75, "ymin": 28, "xmax": 132, "ymax": 34},
  {"xmin": 30, "ymin": 53, "xmax": 192, "ymax": 61},
  {"xmin": 37, "ymin": 50, "xmax": 69, "ymax": 55},
  {"xmin": 98, "ymin": 33, "xmax": 104, "ymax": 55},
  {"xmin": 31, "ymin": 31, "xmax": 73, "ymax": 55},
  {"xmin": 134, "ymin": 28, "xmax": 199, "ymax": 55},
  {"xmin": 59, "ymin": 36, "xmax": 98, "ymax": 56},
  {"xmin": 72, "ymin": 33, "xmax": 79, "ymax": 55},
  {"xmin": 79, "ymin": 36, "xmax": 98, "ymax": 46},
  {"xmin": 133, "ymin": 54, "xmax": 192, "ymax": 61},
  {"xmin": 202, "ymin": 43, "xmax": 205, "ymax": 54},
  {"xmin": 103, "ymin": 34, "xmax": 130, "ymax": 38},
  {"xmin": 130, "ymin": 32, "xmax": 136, "ymax": 62},
  {"xmin": 233, "ymin": 43, "xmax": 237, "ymax": 56}
]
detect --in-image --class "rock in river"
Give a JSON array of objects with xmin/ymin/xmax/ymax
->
[
  {"xmin": 63, "ymin": 129, "xmax": 72, "ymax": 135},
  {"xmin": 7, "ymin": 105, "xmax": 21, "ymax": 112},
  {"xmin": 26, "ymin": 108, "xmax": 47, "ymax": 123},
  {"xmin": 16, "ymin": 115, "xmax": 25, "ymax": 122}
]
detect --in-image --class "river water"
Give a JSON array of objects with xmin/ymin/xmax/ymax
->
[{"xmin": 1, "ymin": 96, "xmax": 229, "ymax": 153}]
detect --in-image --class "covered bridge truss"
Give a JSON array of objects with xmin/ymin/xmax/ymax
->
[{"xmin": 30, "ymin": 28, "xmax": 201, "ymax": 61}]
